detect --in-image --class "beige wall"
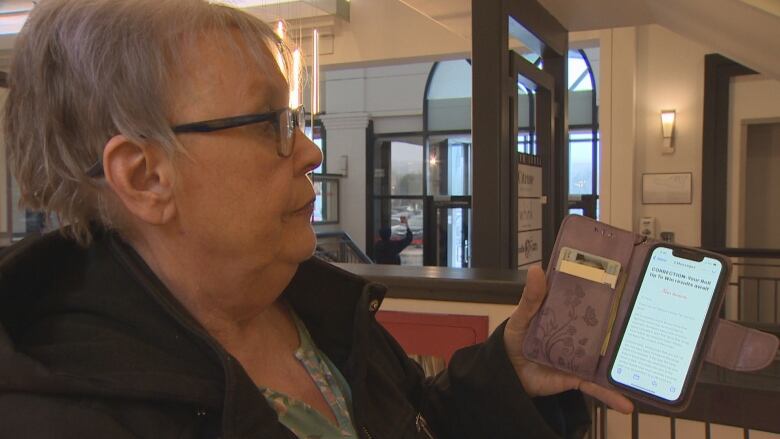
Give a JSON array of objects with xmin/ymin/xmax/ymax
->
[
  {"xmin": 321, "ymin": 0, "xmax": 469, "ymax": 68},
  {"xmin": 727, "ymin": 76, "xmax": 780, "ymax": 248},
  {"xmin": 632, "ymin": 24, "xmax": 711, "ymax": 246},
  {"xmin": 598, "ymin": 27, "xmax": 637, "ymax": 231},
  {"xmin": 744, "ymin": 122, "xmax": 780, "ymax": 249}
]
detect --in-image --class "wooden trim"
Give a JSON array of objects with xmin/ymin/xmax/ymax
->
[
  {"xmin": 472, "ymin": 0, "xmax": 568, "ymax": 269},
  {"xmin": 512, "ymin": 54, "xmax": 555, "ymax": 91},
  {"xmin": 365, "ymin": 120, "xmax": 375, "ymax": 258},
  {"xmin": 543, "ymin": 47, "xmax": 569, "ymax": 265},
  {"xmin": 471, "ymin": 0, "xmax": 511, "ymax": 268},
  {"xmin": 700, "ymin": 54, "xmax": 756, "ymax": 248},
  {"xmin": 704, "ymin": 248, "xmax": 780, "ymax": 258},
  {"xmin": 635, "ymin": 380, "xmax": 780, "ymax": 433}
]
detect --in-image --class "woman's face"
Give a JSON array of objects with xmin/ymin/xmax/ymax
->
[{"xmin": 167, "ymin": 34, "xmax": 322, "ymax": 271}]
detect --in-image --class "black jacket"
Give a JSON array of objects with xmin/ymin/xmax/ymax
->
[
  {"xmin": 374, "ymin": 228, "xmax": 413, "ymax": 265},
  {"xmin": 0, "ymin": 229, "xmax": 589, "ymax": 438}
]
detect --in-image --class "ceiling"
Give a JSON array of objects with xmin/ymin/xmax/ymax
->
[
  {"xmin": 396, "ymin": 0, "xmax": 780, "ymax": 79},
  {"xmin": 1, "ymin": 0, "xmax": 779, "ymax": 78}
]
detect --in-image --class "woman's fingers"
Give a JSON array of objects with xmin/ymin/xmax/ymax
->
[
  {"xmin": 579, "ymin": 381, "xmax": 634, "ymax": 414},
  {"xmin": 508, "ymin": 265, "xmax": 547, "ymax": 331}
]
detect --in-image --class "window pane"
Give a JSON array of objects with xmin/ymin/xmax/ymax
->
[
  {"xmin": 518, "ymin": 131, "xmax": 535, "ymax": 155},
  {"xmin": 312, "ymin": 178, "xmax": 338, "ymax": 223},
  {"xmin": 390, "ymin": 141, "xmax": 423, "ymax": 196},
  {"xmin": 427, "ymin": 135, "xmax": 472, "ymax": 196},
  {"xmin": 426, "ymin": 60, "xmax": 472, "ymax": 131},
  {"xmin": 305, "ymin": 123, "xmax": 324, "ymax": 174},
  {"xmin": 373, "ymin": 198, "xmax": 424, "ymax": 266},
  {"xmin": 569, "ymin": 132, "xmax": 595, "ymax": 195}
]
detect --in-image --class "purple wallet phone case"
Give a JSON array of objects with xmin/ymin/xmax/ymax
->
[{"xmin": 522, "ymin": 215, "xmax": 779, "ymax": 412}]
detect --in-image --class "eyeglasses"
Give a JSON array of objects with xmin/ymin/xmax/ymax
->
[{"xmin": 85, "ymin": 106, "xmax": 306, "ymax": 177}]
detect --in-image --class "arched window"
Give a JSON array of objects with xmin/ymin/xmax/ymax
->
[
  {"xmin": 368, "ymin": 51, "xmax": 600, "ymax": 267},
  {"xmin": 425, "ymin": 60, "xmax": 472, "ymax": 132}
]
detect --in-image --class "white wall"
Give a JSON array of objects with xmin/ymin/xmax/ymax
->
[
  {"xmin": 599, "ymin": 27, "xmax": 637, "ymax": 231},
  {"xmin": 631, "ymin": 24, "xmax": 711, "ymax": 246},
  {"xmin": 320, "ymin": 0, "xmax": 469, "ymax": 68}
]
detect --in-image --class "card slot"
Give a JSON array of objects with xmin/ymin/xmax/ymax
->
[
  {"xmin": 548, "ymin": 216, "xmax": 636, "ymax": 276},
  {"xmin": 523, "ymin": 270, "xmax": 617, "ymax": 381}
]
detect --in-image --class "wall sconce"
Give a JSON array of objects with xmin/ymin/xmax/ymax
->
[{"xmin": 660, "ymin": 110, "xmax": 676, "ymax": 154}]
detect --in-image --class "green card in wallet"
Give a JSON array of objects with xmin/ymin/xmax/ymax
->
[{"xmin": 522, "ymin": 215, "xmax": 779, "ymax": 411}]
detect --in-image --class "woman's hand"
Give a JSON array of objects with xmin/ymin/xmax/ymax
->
[{"xmin": 503, "ymin": 265, "xmax": 634, "ymax": 414}]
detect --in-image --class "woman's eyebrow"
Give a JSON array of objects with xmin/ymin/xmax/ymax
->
[{"xmin": 246, "ymin": 89, "xmax": 288, "ymax": 113}]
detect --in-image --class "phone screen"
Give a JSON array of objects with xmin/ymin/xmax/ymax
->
[{"xmin": 609, "ymin": 246, "xmax": 724, "ymax": 402}]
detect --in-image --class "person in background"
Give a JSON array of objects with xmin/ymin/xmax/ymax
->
[
  {"xmin": 374, "ymin": 215, "xmax": 414, "ymax": 265},
  {"xmin": 0, "ymin": 0, "xmax": 632, "ymax": 437}
]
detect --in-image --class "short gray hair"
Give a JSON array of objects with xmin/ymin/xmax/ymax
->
[{"xmin": 4, "ymin": 0, "xmax": 294, "ymax": 244}]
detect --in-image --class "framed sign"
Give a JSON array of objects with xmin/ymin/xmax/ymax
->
[
  {"xmin": 642, "ymin": 173, "xmax": 693, "ymax": 204},
  {"xmin": 517, "ymin": 230, "xmax": 542, "ymax": 267},
  {"xmin": 517, "ymin": 164, "xmax": 542, "ymax": 198}
]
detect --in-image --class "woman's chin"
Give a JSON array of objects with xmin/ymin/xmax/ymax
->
[{"xmin": 286, "ymin": 225, "xmax": 318, "ymax": 263}]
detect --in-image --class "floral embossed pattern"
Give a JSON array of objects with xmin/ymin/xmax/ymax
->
[{"xmin": 524, "ymin": 271, "xmax": 614, "ymax": 379}]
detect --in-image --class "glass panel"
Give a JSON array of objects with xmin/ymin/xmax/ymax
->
[
  {"xmin": 508, "ymin": 16, "xmax": 542, "ymax": 69},
  {"xmin": 392, "ymin": 198, "xmax": 424, "ymax": 266},
  {"xmin": 569, "ymin": 131, "xmax": 596, "ymax": 195},
  {"xmin": 582, "ymin": 47, "xmax": 600, "ymax": 105},
  {"xmin": 568, "ymin": 51, "xmax": 592, "ymax": 91},
  {"xmin": 305, "ymin": 122, "xmax": 324, "ymax": 174},
  {"xmin": 517, "ymin": 74, "xmax": 537, "ymax": 155},
  {"xmin": 425, "ymin": 60, "xmax": 472, "ymax": 132},
  {"xmin": 569, "ymin": 50, "xmax": 594, "ymax": 126},
  {"xmin": 312, "ymin": 177, "xmax": 338, "ymax": 223},
  {"xmin": 518, "ymin": 131, "xmax": 535, "ymax": 154},
  {"xmin": 517, "ymin": 83, "xmax": 533, "ymax": 131},
  {"xmin": 371, "ymin": 197, "xmax": 423, "ymax": 266},
  {"xmin": 389, "ymin": 141, "xmax": 423, "ymax": 196},
  {"xmin": 426, "ymin": 135, "xmax": 472, "ymax": 196},
  {"xmin": 443, "ymin": 207, "xmax": 470, "ymax": 268}
]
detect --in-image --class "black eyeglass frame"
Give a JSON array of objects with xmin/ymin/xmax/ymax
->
[{"xmin": 85, "ymin": 105, "xmax": 306, "ymax": 178}]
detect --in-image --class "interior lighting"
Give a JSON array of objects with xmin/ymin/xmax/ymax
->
[
  {"xmin": 660, "ymin": 109, "xmax": 676, "ymax": 154},
  {"xmin": 275, "ymin": 20, "xmax": 285, "ymax": 40},
  {"xmin": 311, "ymin": 28, "xmax": 320, "ymax": 117}
]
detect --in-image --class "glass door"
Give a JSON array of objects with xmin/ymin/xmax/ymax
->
[
  {"xmin": 370, "ymin": 137, "xmax": 425, "ymax": 266},
  {"xmin": 423, "ymin": 196, "xmax": 471, "ymax": 267},
  {"xmin": 510, "ymin": 52, "xmax": 556, "ymax": 267},
  {"xmin": 423, "ymin": 135, "xmax": 472, "ymax": 267}
]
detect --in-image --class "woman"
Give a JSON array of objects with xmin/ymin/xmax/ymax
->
[{"xmin": 0, "ymin": 0, "xmax": 631, "ymax": 437}]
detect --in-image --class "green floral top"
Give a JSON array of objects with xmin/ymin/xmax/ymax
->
[{"xmin": 260, "ymin": 312, "xmax": 358, "ymax": 439}]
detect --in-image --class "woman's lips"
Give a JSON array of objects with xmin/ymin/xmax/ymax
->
[{"xmin": 293, "ymin": 198, "xmax": 316, "ymax": 217}]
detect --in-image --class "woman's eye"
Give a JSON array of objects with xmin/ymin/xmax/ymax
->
[{"xmin": 252, "ymin": 121, "xmax": 278, "ymax": 139}]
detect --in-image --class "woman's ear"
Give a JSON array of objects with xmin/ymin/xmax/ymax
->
[{"xmin": 102, "ymin": 135, "xmax": 177, "ymax": 225}]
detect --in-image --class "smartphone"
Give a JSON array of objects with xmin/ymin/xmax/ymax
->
[{"xmin": 607, "ymin": 244, "xmax": 728, "ymax": 406}]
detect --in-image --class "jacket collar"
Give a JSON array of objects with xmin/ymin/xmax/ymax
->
[{"xmin": 0, "ymin": 227, "xmax": 386, "ymax": 437}]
